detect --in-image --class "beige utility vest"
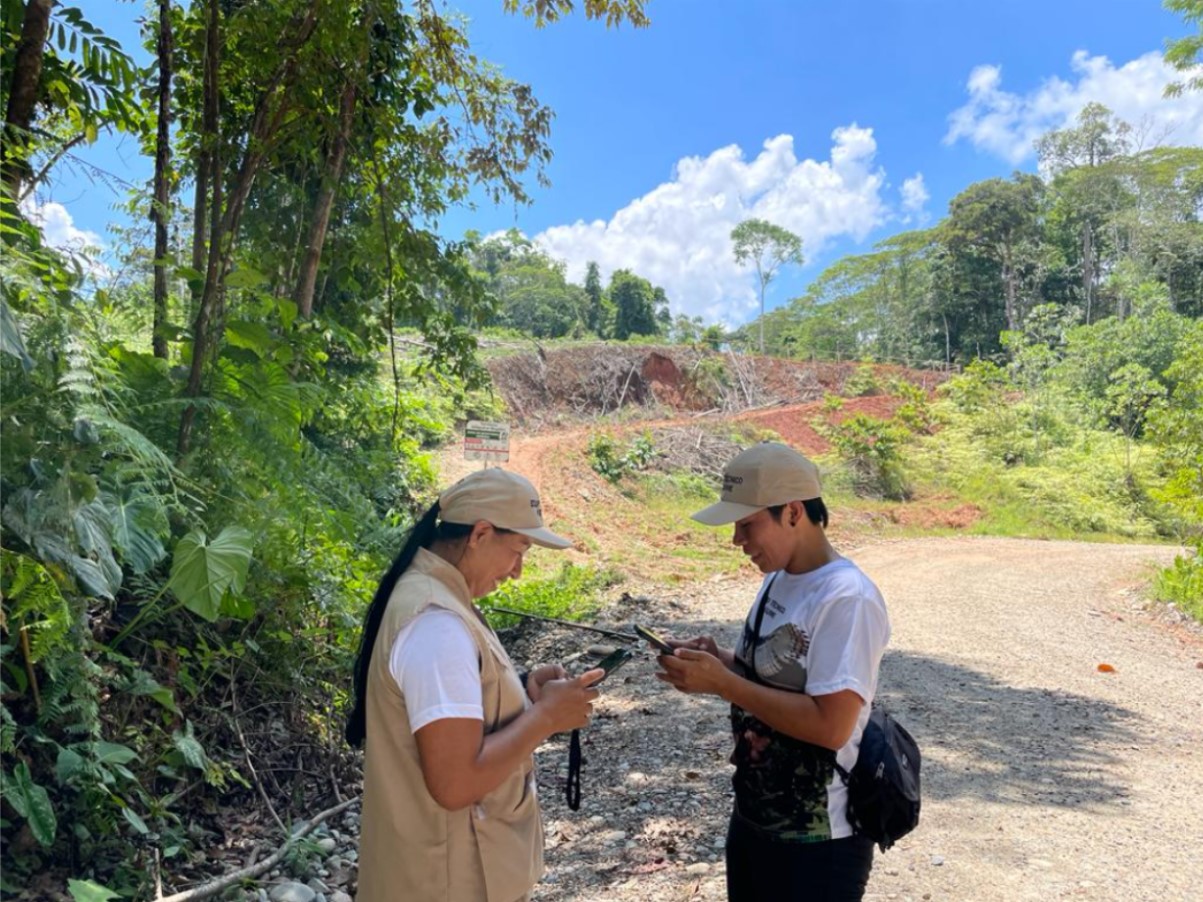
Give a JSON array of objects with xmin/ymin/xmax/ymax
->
[{"xmin": 357, "ymin": 548, "xmax": 543, "ymax": 902}]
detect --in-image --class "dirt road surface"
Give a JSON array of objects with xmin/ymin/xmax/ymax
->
[{"xmin": 519, "ymin": 537, "xmax": 1201, "ymax": 902}]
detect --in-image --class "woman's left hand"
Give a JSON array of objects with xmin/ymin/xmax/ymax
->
[{"xmin": 525, "ymin": 663, "xmax": 568, "ymax": 702}]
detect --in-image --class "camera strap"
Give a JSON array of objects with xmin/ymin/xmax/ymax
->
[{"xmin": 566, "ymin": 728, "xmax": 582, "ymax": 810}]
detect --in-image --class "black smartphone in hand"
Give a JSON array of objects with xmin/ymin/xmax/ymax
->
[
  {"xmin": 593, "ymin": 647, "xmax": 633, "ymax": 684},
  {"xmin": 633, "ymin": 623, "xmax": 675, "ymax": 655}
]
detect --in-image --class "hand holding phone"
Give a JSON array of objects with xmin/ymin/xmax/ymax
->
[
  {"xmin": 593, "ymin": 647, "xmax": 633, "ymax": 684},
  {"xmin": 633, "ymin": 623, "xmax": 675, "ymax": 655}
]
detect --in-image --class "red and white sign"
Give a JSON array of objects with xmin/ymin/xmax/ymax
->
[{"xmin": 464, "ymin": 420, "xmax": 510, "ymax": 463}]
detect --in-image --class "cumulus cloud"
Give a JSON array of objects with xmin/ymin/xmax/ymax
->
[
  {"xmin": 20, "ymin": 199, "xmax": 104, "ymax": 254},
  {"xmin": 945, "ymin": 50, "xmax": 1203, "ymax": 163},
  {"xmin": 532, "ymin": 127, "xmax": 893, "ymax": 324},
  {"xmin": 900, "ymin": 174, "xmax": 929, "ymax": 222},
  {"xmin": 17, "ymin": 199, "xmax": 109, "ymax": 280}
]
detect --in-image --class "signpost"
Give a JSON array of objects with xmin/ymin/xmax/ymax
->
[{"xmin": 464, "ymin": 420, "xmax": 510, "ymax": 465}]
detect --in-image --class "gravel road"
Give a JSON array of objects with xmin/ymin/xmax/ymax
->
[{"xmin": 519, "ymin": 537, "xmax": 1201, "ymax": 902}]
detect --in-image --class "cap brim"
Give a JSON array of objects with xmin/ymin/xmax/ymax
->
[
  {"xmin": 690, "ymin": 500, "xmax": 768, "ymax": 526},
  {"xmin": 511, "ymin": 525, "xmax": 573, "ymax": 549}
]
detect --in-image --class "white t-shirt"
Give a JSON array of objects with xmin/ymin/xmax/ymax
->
[
  {"xmin": 730, "ymin": 557, "xmax": 891, "ymax": 841},
  {"xmin": 389, "ymin": 609, "xmax": 484, "ymax": 732}
]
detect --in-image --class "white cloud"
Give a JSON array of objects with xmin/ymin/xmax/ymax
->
[
  {"xmin": 532, "ymin": 127, "xmax": 892, "ymax": 325},
  {"xmin": 20, "ymin": 199, "xmax": 104, "ymax": 254},
  {"xmin": 17, "ymin": 199, "xmax": 109, "ymax": 280},
  {"xmin": 900, "ymin": 174, "xmax": 929, "ymax": 221},
  {"xmin": 945, "ymin": 50, "xmax": 1203, "ymax": 163}
]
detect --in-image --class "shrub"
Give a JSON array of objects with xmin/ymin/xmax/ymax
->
[
  {"xmin": 822, "ymin": 392, "xmax": 845, "ymax": 412},
  {"xmin": 587, "ymin": 431, "xmax": 657, "ymax": 483},
  {"xmin": 824, "ymin": 414, "xmax": 911, "ymax": 500},
  {"xmin": 1154, "ymin": 549, "xmax": 1203, "ymax": 623},
  {"xmin": 843, "ymin": 365, "xmax": 880, "ymax": 397}
]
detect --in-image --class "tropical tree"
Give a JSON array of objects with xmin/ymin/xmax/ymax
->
[
  {"xmin": 609, "ymin": 268, "xmax": 657, "ymax": 339},
  {"xmin": 731, "ymin": 218, "xmax": 803, "ymax": 353},
  {"xmin": 944, "ymin": 174, "xmax": 1045, "ymax": 332},
  {"xmin": 584, "ymin": 259, "xmax": 607, "ymax": 336},
  {"xmin": 1165, "ymin": 0, "xmax": 1203, "ymax": 95}
]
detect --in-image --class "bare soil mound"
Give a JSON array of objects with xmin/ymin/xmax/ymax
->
[{"xmin": 485, "ymin": 344, "xmax": 950, "ymax": 429}]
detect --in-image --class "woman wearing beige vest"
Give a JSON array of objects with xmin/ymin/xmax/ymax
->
[{"xmin": 346, "ymin": 469, "xmax": 602, "ymax": 902}]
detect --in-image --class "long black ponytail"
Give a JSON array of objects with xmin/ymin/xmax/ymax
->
[{"xmin": 346, "ymin": 501, "xmax": 444, "ymax": 748}]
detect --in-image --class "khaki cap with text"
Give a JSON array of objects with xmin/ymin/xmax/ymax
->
[
  {"xmin": 439, "ymin": 468, "xmax": 572, "ymax": 549},
  {"xmin": 691, "ymin": 442, "xmax": 822, "ymax": 526}
]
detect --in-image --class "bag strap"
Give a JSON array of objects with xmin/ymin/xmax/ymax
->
[{"xmin": 744, "ymin": 573, "xmax": 779, "ymax": 683}]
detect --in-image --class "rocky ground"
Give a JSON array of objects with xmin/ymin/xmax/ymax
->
[{"xmin": 238, "ymin": 535, "xmax": 1201, "ymax": 902}]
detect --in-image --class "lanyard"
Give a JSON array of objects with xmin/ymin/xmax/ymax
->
[{"xmin": 566, "ymin": 729, "xmax": 582, "ymax": 810}]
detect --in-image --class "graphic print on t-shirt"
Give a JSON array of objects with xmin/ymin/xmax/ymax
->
[{"xmin": 748, "ymin": 620, "xmax": 810, "ymax": 688}]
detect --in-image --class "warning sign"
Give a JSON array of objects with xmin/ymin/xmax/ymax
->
[{"xmin": 464, "ymin": 420, "xmax": 510, "ymax": 463}]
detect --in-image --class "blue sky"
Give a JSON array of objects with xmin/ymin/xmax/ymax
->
[{"xmin": 28, "ymin": 0, "xmax": 1203, "ymax": 325}]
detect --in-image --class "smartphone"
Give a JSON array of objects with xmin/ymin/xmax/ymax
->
[
  {"xmin": 633, "ymin": 623, "xmax": 675, "ymax": 655},
  {"xmin": 593, "ymin": 647, "xmax": 633, "ymax": 684}
]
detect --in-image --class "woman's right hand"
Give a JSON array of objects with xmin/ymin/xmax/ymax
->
[{"xmin": 535, "ymin": 669, "xmax": 604, "ymax": 734}]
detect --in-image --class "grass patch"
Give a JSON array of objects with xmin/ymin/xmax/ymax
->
[{"xmin": 483, "ymin": 561, "xmax": 623, "ymax": 628}]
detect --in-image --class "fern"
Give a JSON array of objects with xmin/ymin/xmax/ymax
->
[{"xmin": 0, "ymin": 549, "xmax": 73, "ymax": 662}]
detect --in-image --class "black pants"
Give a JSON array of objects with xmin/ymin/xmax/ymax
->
[{"xmin": 725, "ymin": 815, "xmax": 875, "ymax": 902}]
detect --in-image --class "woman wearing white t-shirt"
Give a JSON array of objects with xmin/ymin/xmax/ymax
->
[{"xmin": 346, "ymin": 469, "xmax": 602, "ymax": 902}]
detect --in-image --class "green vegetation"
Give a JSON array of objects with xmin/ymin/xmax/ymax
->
[
  {"xmin": 0, "ymin": 0, "xmax": 649, "ymax": 894},
  {"xmin": 587, "ymin": 431, "xmax": 658, "ymax": 483},
  {"xmin": 2, "ymin": 0, "xmax": 1201, "ymax": 895},
  {"xmin": 484, "ymin": 562, "xmax": 623, "ymax": 628}
]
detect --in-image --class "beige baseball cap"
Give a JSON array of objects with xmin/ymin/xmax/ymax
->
[
  {"xmin": 438, "ymin": 468, "xmax": 572, "ymax": 549},
  {"xmin": 691, "ymin": 442, "xmax": 822, "ymax": 526}
]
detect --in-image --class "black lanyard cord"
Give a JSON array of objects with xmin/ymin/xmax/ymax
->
[{"xmin": 566, "ymin": 728, "xmax": 582, "ymax": 810}]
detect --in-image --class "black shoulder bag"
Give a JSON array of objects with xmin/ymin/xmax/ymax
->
[{"xmin": 833, "ymin": 707, "xmax": 921, "ymax": 851}]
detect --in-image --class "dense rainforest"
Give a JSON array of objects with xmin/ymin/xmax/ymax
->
[{"xmin": 1, "ymin": 0, "xmax": 1200, "ymax": 898}]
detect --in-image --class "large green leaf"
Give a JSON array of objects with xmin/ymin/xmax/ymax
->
[
  {"xmin": 225, "ymin": 319, "xmax": 274, "ymax": 358},
  {"xmin": 125, "ymin": 668, "xmax": 179, "ymax": 714},
  {"xmin": 32, "ymin": 533, "xmax": 114, "ymax": 600},
  {"xmin": 94, "ymin": 741, "xmax": 137, "ymax": 766},
  {"xmin": 121, "ymin": 806, "xmax": 149, "ymax": 835},
  {"xmin": 7, "ymin": 763, "xmax": 56, "ymax": 847},
  {"xmin": 172, "ymin": 722, "xmax": 207, "ymax": 771},
  {"xmin": 168, "ymin": 527, "xmax": 253, "ymax": 621},
  {"xmin": 105, "ymin": 491, "xmax": 167, "ymax": 575},
  {"xmin": 67, "ymin": 879, "xmax": 120, "ymax": 902},
  {"xmin": 55, "ymin": 747, "xmax": 86, "ymax": 785},
  {"xmin": 0, "ymin": 299, "xmax": 34, "ymax": 371}
]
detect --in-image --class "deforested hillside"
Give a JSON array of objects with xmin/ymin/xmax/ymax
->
[{"xmin": 484, "ymin": 343, "xmax": 951, "ymax": 427}]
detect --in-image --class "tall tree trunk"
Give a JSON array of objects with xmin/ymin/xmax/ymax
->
[
  {"xmin": 177, "ymin": 0, "xmax": 222, "ymax": 459},
  {"xmin": 2, "ymin": 0, "xmax": 54, "ymax": 198},
  {"xmin": 1082, "ymin": 221, "xmax": 1095, "ymax": 324},
  {"xmin": 1002, "ymin": 246, "xmax": 1018, "ymax": 331},
  {"xmin": 151, "ymin": 0, "xmax": 174, "ymax": 360},
  {"xmin": 189, "ymin": 0, "xmax": 220, "ymax": 315},
  {"xmin": 177, "ymin": 1, "xmax": 320, "ymax": 457},
  {"xmin": 294, "ymin": 79, "xmax": 357, "ymax": 318},
  {"xmin": 942, "ymin": 312, "xmax": 951, "ymax": 367}
]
